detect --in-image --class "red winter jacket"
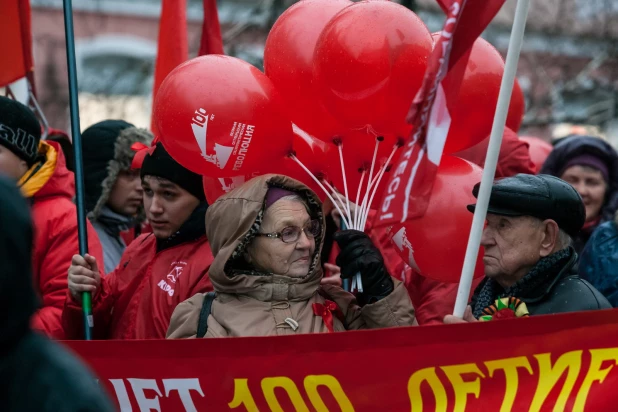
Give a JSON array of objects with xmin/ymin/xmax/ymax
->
[
  {"xmin": 62, "ymin": 229, "xmax": 214, "ymax": 340},
  {"xmin": 455, "ymin": 127, "xmax": 536, "ymax": 178},
  {"xmin": 20, "ymin": 141, "xmax": 104, "ymax": 339}
]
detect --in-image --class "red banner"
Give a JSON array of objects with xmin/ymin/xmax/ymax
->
[
  {"xmin": 0, "ymin": 0, "xmax": 34, "ymax": 88},
  {"xmin": 198, "ymin": 0, "xmax": 224, "ymax": 57},
  {"xmin": 64, "ymin": 309, "xmax": 618, "ymax": 411},
  {"xmin": 151, "ymin": 0, "xmax": 189, "ymax": 138},
  {"xmin": 375, "ymin": 0, "xmax": 505, "ymax": 226}
]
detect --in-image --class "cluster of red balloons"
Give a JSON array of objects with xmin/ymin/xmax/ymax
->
[{"xmin": 153, "ymin": 0, "xmax": 527, "ymax": 283}]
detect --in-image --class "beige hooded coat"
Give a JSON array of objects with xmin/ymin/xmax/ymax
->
[{"xmin": 167, "ymin": 175, "xmax": 415, "ymax": 338}]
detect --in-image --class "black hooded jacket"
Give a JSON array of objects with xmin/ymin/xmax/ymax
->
[
  {"xmin": 0, "ymin": 177, "xmax": 113, "ymax": 412},
  {"xmin": 541, "ymin": 135, "xmax": 618, "ymax": 252}
]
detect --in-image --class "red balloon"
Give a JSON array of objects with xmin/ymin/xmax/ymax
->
[
  {"xmin": 313, "ymin": 0, "xmax": 432, "ymax": 137},
  {"xmin": 264, "ymin": 0, "xmax": 351, "ymax": 141},
  {"xmin": 520, "ymin": 136, "xmax": 553, "ymax": 173},
  {"xmin": 291, "ymin": 126, "xmax": 332, "ymax": 178},
  {"xmin": 203, "ymin": 175, "xmax": 251, "ymax": 205},
  {"xmin": 508, "ymin": 79, "xmax": 525, "ymax": 132},
  {"xmin": 441, "ymin": 36, "xmax": 526, "ymax": 153},
  {"xmin": 390, "ymin": 156, "xmax": 484, "ymax": 283},
  {"xmin": 154, "ymin": 55, "xmax": 293, "ymax": 177}
]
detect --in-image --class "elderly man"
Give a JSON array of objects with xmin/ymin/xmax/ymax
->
[{"xmin": 445, "ymin": 174, "xmax": 611, "ymax": 324}]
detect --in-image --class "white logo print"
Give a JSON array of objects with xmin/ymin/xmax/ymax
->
[
  {"xmin": 391, "ymin": 227, "xmax": 420, "ymax": 272},
  {"xmin": 191, "ymin": 108, "xmax": 234, "ymax": 169},
  {"xmin": 158, "ymin": 262, "xmax": 188, "ymax": 297},
  {"xmin": 218, "ymin": 175, "xmax": 246, "ymax": 193}
]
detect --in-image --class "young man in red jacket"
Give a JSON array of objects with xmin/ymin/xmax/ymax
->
[
  {"xmin": 0, "ymin": 97, "xmax": 104, "ymax": 339},
  {"xmin": 63, "ymin": 142, "xmax": 214, "ymax": 339}
]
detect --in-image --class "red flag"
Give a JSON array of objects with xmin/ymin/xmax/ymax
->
[
  {"xmin": 374, "ymin": 0, "xmax": 506, "ymax": 226},
  {"xmin": 198, "ymin": 0, "xmax": 224, "ymax": 56},
  {"xmin": 0, "ymin": 0, "xmax": 34, "ymax": 88},
  {"xmin": 151, "ymin": 0, "xmax": 189, "ymax": 138}
]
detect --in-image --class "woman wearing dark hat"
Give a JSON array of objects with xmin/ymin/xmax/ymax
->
[{"xmin": 540, "ymin": 135, "xmax": 618, "ymax": 253}]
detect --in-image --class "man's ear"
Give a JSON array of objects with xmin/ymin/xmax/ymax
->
[{"xmin": 540, "ymin": 219, "xmax": 559, "ymax": 257}]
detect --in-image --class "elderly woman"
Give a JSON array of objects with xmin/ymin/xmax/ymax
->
[
  {"xmin": 541, "ymin": 135, "xmax": 618, "ymax": 253},
  {"xmin": 167, "ymin": 175, "xmax": 415, "ymax": 338}
]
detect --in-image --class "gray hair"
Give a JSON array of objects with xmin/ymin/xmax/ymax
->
[{"xmin": 557, "ymin": 229, "xmax": 572, "ymax": 249}]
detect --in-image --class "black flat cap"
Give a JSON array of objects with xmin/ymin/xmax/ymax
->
[{"xmin": 467, "ymin": 174, "xmax": 586, "ymax": 236}]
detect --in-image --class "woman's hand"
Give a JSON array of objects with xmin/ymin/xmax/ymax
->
[
  {"xmin": 67, "ymin": 254, "xmax": 101, "ymax": 304},
  {"xmin": 334, "ymin": 230, "xmax": 394, "ymax": 302},
  {"xmin": 321, "ymin": 263, "xmax": 343, "ymax": 287}
]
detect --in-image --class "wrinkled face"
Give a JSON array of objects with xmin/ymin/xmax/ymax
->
[
  {"xmin": 107, "ymin": 169, "xmax": 143, "ymax": 216},
  {"xmin": 247, "ymin": 199, "xmax": 317, "ymax": 278},
  {"xmin": 0, "ymin": 145, "xmax": 28, "ymax": 180},
  {"xmin": 481, "ymin": 214, "xmax": 545, "ymax": 288},
  {"xmin": 142, "ymin": 176, "xmax": 200, "ymax": 239},
  {"xmin": 561, "ymin": 165, "xmax": 607, "ymax": 222}
]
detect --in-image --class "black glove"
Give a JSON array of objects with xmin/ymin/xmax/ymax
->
[{"xmin": 334, "ymin": 229, "xmax": 394, "ymax": 304}]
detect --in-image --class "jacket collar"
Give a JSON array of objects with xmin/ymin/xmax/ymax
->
[
  {"xmin": 156, "ymin": 202, "xmax": 208, "ymax": 252},
  {"xmin": 471, "ymin": 247, "xmax": 577, "ymax": 317},
  {"xmin": 520, "ymin": 247, "xmax": 578, "ymax": 303},
  {"xmin": 95, "ymin": 206, "xmax": 135, "ymax": 238}
]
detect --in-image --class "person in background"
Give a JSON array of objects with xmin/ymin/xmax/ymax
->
[
  {"xmin": 63, "ymin": 142, "xmax": 214, "ymax": 339},
  {"xmin": 456, "ymin": 127, "xmax": 536, "ymax": 178},
  {"xmin": 0, "ymin": 96, "xmax": 104, "ymax": 339},
  {"xmin": 167, "ymin": 174, "xmax": 415, "ymax": 339},
  {"xmin": 445, "ymin": 174, "xmax": 611, "ymax": 324},
  {"xmin": 0, "ymin": 175, "xmax": 114, "ymax": 412},
  {"xmin": 578, "ymin": 211, "xmax": 618, "ymax": 307},
  {"xmin": 82, "ymin": 120, "xmax": 153, "ymax": 274},
  {"xmin": 540, "ymin": 135, "xmax": 618, "ymax": 253}
]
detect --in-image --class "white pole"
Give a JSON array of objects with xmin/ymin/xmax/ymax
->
[{"xmin": 453, "ymin": 0, "xmax": 531, "ymax": 318}]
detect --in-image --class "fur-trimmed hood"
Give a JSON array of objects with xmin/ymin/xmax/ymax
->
[{"xmin": 82, "ymin": 122, "xmax": 152, "ymax": 220}]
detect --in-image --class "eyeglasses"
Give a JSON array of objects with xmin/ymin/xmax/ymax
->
[{"xmin": 257, "ymin": 219, "xmax": 321, "ymax": 244}]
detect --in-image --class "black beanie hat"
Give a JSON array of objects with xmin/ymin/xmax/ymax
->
[
  {"xmin": 0, "ymin": 96, "xmax": 41, "ymax": 166},
  {"xmin": 140, "ymin": 142, "xmax": 206, "ymax": 201}
]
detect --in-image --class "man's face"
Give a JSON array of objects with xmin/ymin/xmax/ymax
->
[
  {"xmin": 107, "ymin": 169, "xmax": 143, "ymax": 216},
  {"xmin": 481, "ymin": 214, "xmax": 545, "ymax": 288},
  {"xmin": 0, "ymin": 145, "xmax": 28, "ymax": 180},
  {"xmin": 142, "ymin": 176, "xmax": 200, "ymax": 239}
]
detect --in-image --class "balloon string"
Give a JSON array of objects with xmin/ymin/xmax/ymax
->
[
  {"xmin": 290, "ymin": 155, "xmax": 352, "ymax": 229},
  {"xmin": 337, "ymin": 143, "xmax": 353, "ymax": 227},
  {"xmin": 322, "ymin": 179, "xmax": 351, "ymax": 226},
  {"xmin": 350, "ymin": 138, "xmax": 381, "ymax": 293},
  {"xmin": 354, "ymin": 170, "xmax": 367, "ymax": 229},
  {"xmin": 358, "ymin": 138, "xmax": 381, "ymax": 231},
  {"xmin": 360, "ymin": 144, "xmax": 400, "ymax": 229}
]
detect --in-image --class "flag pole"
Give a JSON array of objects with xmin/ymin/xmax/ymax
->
[
  {"xmin": 453, "ymin": 0, "xmax": 531, "ymax": 318},
  {"xmin": 62, "ymin": 0, "xmax": 93, "ymax": 339}
]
